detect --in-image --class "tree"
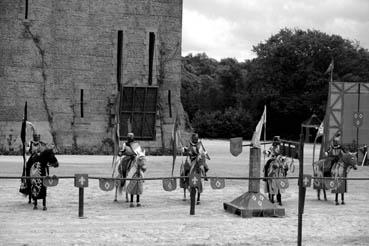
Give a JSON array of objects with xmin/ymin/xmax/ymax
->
[{"xmin": 244, "ymin": 28, "xmax": 369, "ymax": 139}]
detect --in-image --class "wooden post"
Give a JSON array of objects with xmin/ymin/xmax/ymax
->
[
  {"xmin": 78, "ymin": 187, "xmax": 84, "ymax": 218},
  {"xmin": 190, "ymin": 188, "xmax": 196, "ymax": 215},
  {"xmin": 297, "ymin": 133, "xmax": 305, "ymax": 246},
  {"xmin": 249, "ymin": 147, "xmax": 261, "ymax": 193}
]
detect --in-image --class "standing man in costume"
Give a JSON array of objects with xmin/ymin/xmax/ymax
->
[{"xmin": 183, "ymin": 133, "xmax": 210, "ymax": 180}]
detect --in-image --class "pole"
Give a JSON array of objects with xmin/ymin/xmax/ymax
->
[
  {"xmin": 297, "ymin": 133, "xmax": 305, "ymax": 246},
  {"xmin": 78, "ymin": 187, "xmax": 85, "ymax": 218},
  {"xmin": 190, "ymin": 188, "xmax": 196, "ymax": 215}
]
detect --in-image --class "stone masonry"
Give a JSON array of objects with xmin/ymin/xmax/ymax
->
[{"xmin": 0, "ymin": 0, "xmax": 186, "ymax": 154}]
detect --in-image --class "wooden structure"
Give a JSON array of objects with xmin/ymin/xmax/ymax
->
[{"xmin": 321, "ymin": 82, "xmax": 369, "ymax": 163}]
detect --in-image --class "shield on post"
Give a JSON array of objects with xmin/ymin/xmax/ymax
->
[
  {"xmin": 43, "ymin": 175, "xmax": 59, "ymax": 187},
  {"xmin": 163, "ymin": 178, "xmax": 177, "ymax": 191},
  {"xmin": 189, "ymin": 173, "xmax": 201, "ymax": 188},
  {"xmin": 99, "ymin": 178, "xmax": 115, "ymax": 191},
  {"xmin": 277, "ymin": 178, "xmax": 289, "ymax": 189},
  {"xmin": 325, "ymin": 178, "xmax": 337, "ymax": 190},
  {"xmin": 230, "ymin": 137, "xmax": 243, "ymax": 157},
  {"xmin": 210, "ymin": 177, "xmax": 225, "ymax": 189}
]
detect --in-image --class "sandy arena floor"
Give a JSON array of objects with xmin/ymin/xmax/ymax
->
[{"xmin": 0, "ymin": 140, "xmax": 368, "ymax": 246}]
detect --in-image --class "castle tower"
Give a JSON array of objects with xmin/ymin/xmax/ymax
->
[{"xmin": 0, "ymin": 0, "xmax": 185, "ymax": 154}]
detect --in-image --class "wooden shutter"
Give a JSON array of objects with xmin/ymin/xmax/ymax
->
[{"xmin": 119, "ymin": 86, "xmax": 158, "ymax": 140}]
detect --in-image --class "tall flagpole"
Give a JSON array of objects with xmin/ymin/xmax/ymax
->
[{"xmin": 263, "ymin": 105, "xmax": 266, "ymax": 165}]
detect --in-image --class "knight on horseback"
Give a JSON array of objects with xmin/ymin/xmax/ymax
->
[
  {"xmin": 324, "ymin": 131, "xmax": 345, "ymax": 176},
  {"xmin": 263, "ymin": 136, "xmax": 281, "ymax": 180},
  {"xmin": 183, "ymin": 133, "xmax": 210, "ymax": 180},
  {"xmin": 118, "ymin": 132, "xmax": 137, "ymax": 166}
]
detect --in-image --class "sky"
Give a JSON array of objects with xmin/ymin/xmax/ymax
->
[{"xmin": 182, "ymin": 0, "xmax": 369, "ymax": 61}]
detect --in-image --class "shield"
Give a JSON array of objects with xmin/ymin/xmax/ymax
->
[
  {"xmin": 163, "ymin": 178, "xmax": 177, "ymax": 191},
  {"xmin": 43, "ymin": 175, "xmax": 59, "ymax": 187},
  {"xmin": 325, "ymin": 178, "xmax": 337, "ymax": 190},
  {"xmin": 210, "ymin": 177, "xmax": 225, "ymax": 189},
  {"xmin": 189, "ymin": 173, "xmax": 201, "ymax": 188},
  {"xmin": 277, "ymin": 178, "xmax": 289, "ymax": 189},
  {"xmin": 99, "ymin": 178, "xmax": 115, "ymax": 191},
  {"xmin": 230, "ymin": 137, "xmax": 243, "ymax": 157},
  {"xmin": 353, "ymin": 112, "xmax": 364, "ymax": 128}
]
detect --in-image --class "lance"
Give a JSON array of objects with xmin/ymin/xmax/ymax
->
[{"xmin": 21, "ymin": 102, "xmax": 27, "ymax": 178}]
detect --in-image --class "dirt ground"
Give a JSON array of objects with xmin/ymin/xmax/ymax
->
[{"xmin": 0, "ymin": 140, "xmax": 368, "ymax": 246}]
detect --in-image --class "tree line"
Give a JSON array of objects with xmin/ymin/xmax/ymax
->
[{"xmin": 181, "ymin": 28, "xmax": 369, "ymax": 140}]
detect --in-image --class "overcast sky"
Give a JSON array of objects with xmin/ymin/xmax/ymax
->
[{"xmin": 182, "ymin": 0, "xmax": 369, "ymax": 61}]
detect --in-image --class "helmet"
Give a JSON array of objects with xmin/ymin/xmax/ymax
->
[
  {"xmin": 191, "ymin": 133, "xmax": 199, "ymax": 143},
  {"xmin": 33, "ymin": 134, "xmax": 40, "ymax": 141},
  {"xmin": 127, "ymin": 132, "xmax": 134, "ymax": 141},
  {"xmin": 272, "ymin": 136, "xmax": 280, "ymax": 146},
  {"xmin": 333, "ymin": 131, "xmax": 341, "ymax": 145}
]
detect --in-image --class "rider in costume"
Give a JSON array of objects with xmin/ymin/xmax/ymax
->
[
  {"xmin": 325, "ymin": 131, "xmax": 345, "ymax": 175},
  {"xmin": 28, "ymin": 133, "xmax": 47, "ymax": 160},
  {"xmin": 263, "ymin": 136, "xmax": 281, "ymax": 180},
  {"xmin": 183, "ymin": 133, "xmax": 210, "ymax": 180},
  {"xmin": 118, "ymin": 133, "xmax": 138, "ymax": 167}
]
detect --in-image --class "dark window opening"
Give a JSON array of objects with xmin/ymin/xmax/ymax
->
[
  {"xmin": 25, "ymin": 0, "xmax": 29, "ymax": 19},
  {"xmin": 117, "ymin": 30, "xmax": 123, "ymax": 91},
  {"xmin": 119, "ymin": 86, "xmax": 158, "ymax": 140},
  {"xmin": 80, "ymin": 89, "xmax": 84, "ymax": 118},
  {"xmin": 168, "ymin": 90, "xmax": 172, "ymax": 118},
  {"xmin": 148, "ymin": 32, "xmax": 155, "ymax": 85}
]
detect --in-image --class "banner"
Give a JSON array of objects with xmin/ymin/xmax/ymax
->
[{"xmin": 251, "ymin": 105, "xmax": 266, "ymax": 148}]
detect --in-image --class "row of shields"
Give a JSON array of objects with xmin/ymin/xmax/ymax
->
[{"xmin": 39, "ymin": 174, "xmax": 226, "ymax": 192}]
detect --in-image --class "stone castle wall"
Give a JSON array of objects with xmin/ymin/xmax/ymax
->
[{"xmin": 0, "ymin": 0, "xmax": 186, "ymax": 154}]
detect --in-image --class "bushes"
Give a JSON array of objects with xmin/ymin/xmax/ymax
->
[{"xmin": 191, "ymin": 108, "xmax": 253, "ymax": 139}]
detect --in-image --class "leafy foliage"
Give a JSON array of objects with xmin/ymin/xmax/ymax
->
[{"xmin": 181, "ymin": 29, "xmax": 369, "ymax": 140}]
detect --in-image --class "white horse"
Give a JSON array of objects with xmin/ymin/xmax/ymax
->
[{"xmin": 112, "ymin": 143, "xmax": 147, "ymax": 206}]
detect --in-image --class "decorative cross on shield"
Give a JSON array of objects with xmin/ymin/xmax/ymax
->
[
  {"xmin": 302, "ymin": 175, "xmax": 312, "ymax": 188},
  {"xmin": 99, "ymin": 178, "xmax": 115, "ymax": 191},
  {"xmin": 163, "ymin": 178, "xmax": 177, "ymax": 191},
  {"xmin": 210, "ymin": 177, "xmax": 225, "ymax": 189},
  {"xmin": 230, "ymin": 137, "xmax": 243, "ymax": 157},
  {"xmin": 189, "ymin": 173, "xmax": 201, "ymax": 188},
  {"xmin": 43, "ymin": 175, "xmax": 59, "ymax": 187}
]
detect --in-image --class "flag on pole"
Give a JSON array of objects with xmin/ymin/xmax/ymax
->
[
  {"xmin": 325, "ymin": 58, "xmax": 334, "ymax": 82},
  {"xmin": 251, "ymin": 105, "xmax": 266, "ymax": 148},
  {"xmin": 171, "ymin": 113, "xmax": 183, "ymax": 176},
  {"xmin": 324, "ymin": 59, "xmax": 334, "ymax": 74},
  {"xmin": 316, "ymin": 122, "xmax": 324, "ymax": 138}
]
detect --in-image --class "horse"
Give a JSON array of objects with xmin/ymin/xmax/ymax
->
[
  {"xmin": 25, "ymin": 148, "xmax": 59, "ymax": 210},
  {"xmin": 180, "ymin": 149, "xmax": 207, "ymax": 205},
  {"xmin": 264, "ymin": 155, "xmax": 290, "ymax": 205},
  {"xmin": 313, "ymin": 151, "xmax": 357, "ymax": 205},
  {"xmin": 112, "ymin": 143, "xmax": 147, "ymax": 207},
  {"xmin": 125, "ymin": 147, "xmax": 147, "ymax": 207},
  {"xmin": 179, "ymin": 157, "xmax": 191, "ymax": 201}
]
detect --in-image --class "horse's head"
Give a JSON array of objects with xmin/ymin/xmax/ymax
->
[
  {"xmin": 341, "ymin": 152, "xmax": 358, "ymax": 171},
  {"xmin": 40, "ymin": 148, "xmax": 59, "ymax": 168},
  {"xmin": 135, "ymin": 147, "xmax": 147, "ymax": 172}
]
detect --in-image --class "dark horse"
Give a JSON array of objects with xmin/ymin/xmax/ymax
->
[
  {"xmin": 313, "ymin": 151, "xmax": 357, "ymax": 205},
  {"xmin": 264, "ymin": 155, "xmax": 290, "ymax": 205},
  {"xmin": 25, "ymin": 148, "xmax": 59, "ymax": 210},
  {"xmin": 180, "ymin": 151, "xmax": 207, "ymax": 205},
  {"xmin": 112, "ymin": 143, "xmax": 147, "ymax": 207}
]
